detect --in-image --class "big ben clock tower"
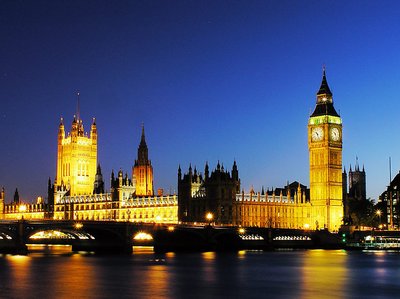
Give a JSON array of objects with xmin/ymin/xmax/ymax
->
[{"xmin": 308, "ymin": 69, "xmax": 343, "ymax": 231}]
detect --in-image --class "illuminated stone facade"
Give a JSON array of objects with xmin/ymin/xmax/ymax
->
[
  {"xmin": 1, "ymin": 191, "xmax": 49, "ymax": 220},
  {"xmin": 234, "ymin": 183, "xmax": 312, "ymax": 228},
  {"xmin": 52, "ymin": 119, "xmax": 176, "ymax": 223},
  {"xmin": 55, "ymin": 114, "xmax": 97, "ymax": 197},
  {"xmin": 178, "ymin": 163, "xmax": 313, "ymax": 228},
  {"xmin": 54, "ymin": 169, "xmax": 176, "ymax": 222},
  {"xmin": 54, "ymin": 188, "xmax": 177, "ymax": 223},
  {"xmin": 308, "ymin": 70, "xmax": 343, "ymax": 231},
  {"xmin": 0, "ymin": 188, "xmax": 4, "ymax": 220}
]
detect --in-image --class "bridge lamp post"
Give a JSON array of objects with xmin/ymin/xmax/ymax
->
[{"xmin": 206, "ymin": 212, "xmax": 213, "ymax": 226}]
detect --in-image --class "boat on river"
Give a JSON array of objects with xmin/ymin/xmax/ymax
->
[{"xmin": 347, "ymin": 235, "xmax": 400, "ymax": 250}]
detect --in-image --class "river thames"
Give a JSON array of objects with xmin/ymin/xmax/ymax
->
[{"xmin": 1, "ymin": 247, "xmax": 399, "ymax": 298}]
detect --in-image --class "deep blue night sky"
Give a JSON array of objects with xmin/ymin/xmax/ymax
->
[{"xmin": 1, "ymin": 1, "xmax": 400, "ymax": 202}]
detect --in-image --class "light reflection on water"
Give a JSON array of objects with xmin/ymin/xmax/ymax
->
[
  {"xmin": 300, "ymin": 250, "xmax": 348, "ymax": 299},
  {"xmin": 1, "ymin": 248, "xmax": 400, "ymax": 298}
]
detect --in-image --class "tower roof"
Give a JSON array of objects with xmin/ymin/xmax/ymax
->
[
  {"xmin": 311, "ymin": 68, "xmax": 339, "ymax": 117},
  {"xmin": 317, "ymin": 69, "xmax": 332, "ymax": 96},
  {"xmin": 140, "ymin": 123, "xmax": 146, "ymax": 146}
]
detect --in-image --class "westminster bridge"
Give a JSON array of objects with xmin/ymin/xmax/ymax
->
[{"xmin": 0, "ymin": 220, "xmax": 343, "ymax": 254}]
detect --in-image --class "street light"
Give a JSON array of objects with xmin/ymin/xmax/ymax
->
[
  {"xmin": 206, "ymin": 212, "xmax": 213, "ymax": 226},
  {"xmin": 376, "ymin": 210, "xmax": 382, "ymax": 229}
]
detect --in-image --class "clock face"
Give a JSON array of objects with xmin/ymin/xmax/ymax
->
[
  {"xmin": 312, "ymin": 127, "xmax": 323, "ymax": 141},
  {"xmin": 330, "ymin": 127, "xmax": 340, "ymax": 141}
]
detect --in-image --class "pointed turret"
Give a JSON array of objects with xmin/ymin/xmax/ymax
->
[
  {"xmin": 317, "ymin": 68, "xmax": 332, "ymax": 97},
  {"xmin": 93, "ymin": 164, "xmax": 104, "ymax": 194},
  {"xmin": 232, "ymin": 160, "xmax": 239, "ymax": 181},
  {"xmin": 204, "ymin": 162, "xmax": 209, "ymax": 180},
  {"xmin": 178, "ymin": 165, "xmax": 182, "ymax": 180},
  {"xmin": 136, "ymin": 124, "xmax": 149, "ymax": 166},
  {"xmin": 13, "ymin": 188, "xmax": 20, "ymax": 204},
  {"xmin": 91, "ymin": 117, "xmax": 97, "ymax": 144},
  {"xmin": 58, "ymin": 117, "xmax": 65, "ymax": 139},
  {"xmin": 111, "ymin": 170, "xmax": 115, "ymax": 188}
]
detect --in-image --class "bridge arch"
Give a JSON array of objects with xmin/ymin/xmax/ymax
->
[
  {"xmin": 28, "ymin": 229, "xmax": 95, "ymax": 241},
  {"xmin": 0, "ymin": 231, "xmax": 13, "ymax": 240}
]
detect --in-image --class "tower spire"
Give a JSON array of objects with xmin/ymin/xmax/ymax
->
[
  {"xmin": 317, "ymin": 67, "xmax": 332, "ymax": 96},
  {"xmin": 135, "ymin": 123, "xmax": 149, "ymax": 165},
  {"xmin": 141, "ymin": 122, "xmax": 146, "ymax": 144},
  {"xmin": 76, "ymin": 91, "xmax": 80, "ymax": 121}
]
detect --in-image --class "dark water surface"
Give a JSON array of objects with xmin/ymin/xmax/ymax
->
[{"xmin": 1, "ymin": 246, "xmax": 400, "ymax": 299}]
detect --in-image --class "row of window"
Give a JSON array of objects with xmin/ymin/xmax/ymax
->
[{"xmin": 61, "ymin": 162, "xmax": 90, "ymax": 177}]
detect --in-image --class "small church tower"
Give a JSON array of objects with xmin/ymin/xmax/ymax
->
[{"xmin": 132, "ymin": 125, "xmax": 154, "ymax": 196}]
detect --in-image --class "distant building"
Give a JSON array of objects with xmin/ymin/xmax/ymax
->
[
  {"xmin": 178, "ymin": 161, "xmax": 240, "ymax": 224},
  {"xmin": 178, "ymin": 162, "xmax": 312, "ymax": 228},
  {"xmin": 348, "ymin": 162, "xmax": 366, "ymax": 201},
  {"xmin": 342, "ymin": 161, "xmax": 367, "ymax": 222},
  {"xmin": 379, "ymin": 171, "xmax": 400, "ymax": 229}
]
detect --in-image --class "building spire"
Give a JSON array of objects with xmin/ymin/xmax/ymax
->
[
  {"xmin": 317, "ymin": 67, "xmax": 332, "ymax": 96},
  {"xmin": 135, "ymin": 123, "xmax": 149, "ymax": 166},
  {"xmin": 76, "ymin": 91, "xmax": 81, "ymax": 121},
  {"xmin": 141, "ymin": 122, "xmax": 146, "ymax": 145}
]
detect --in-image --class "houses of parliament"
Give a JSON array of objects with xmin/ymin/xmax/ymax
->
[{"xmin": 0, "ymin": 71, "xmax": 344, "ymax": 231}]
